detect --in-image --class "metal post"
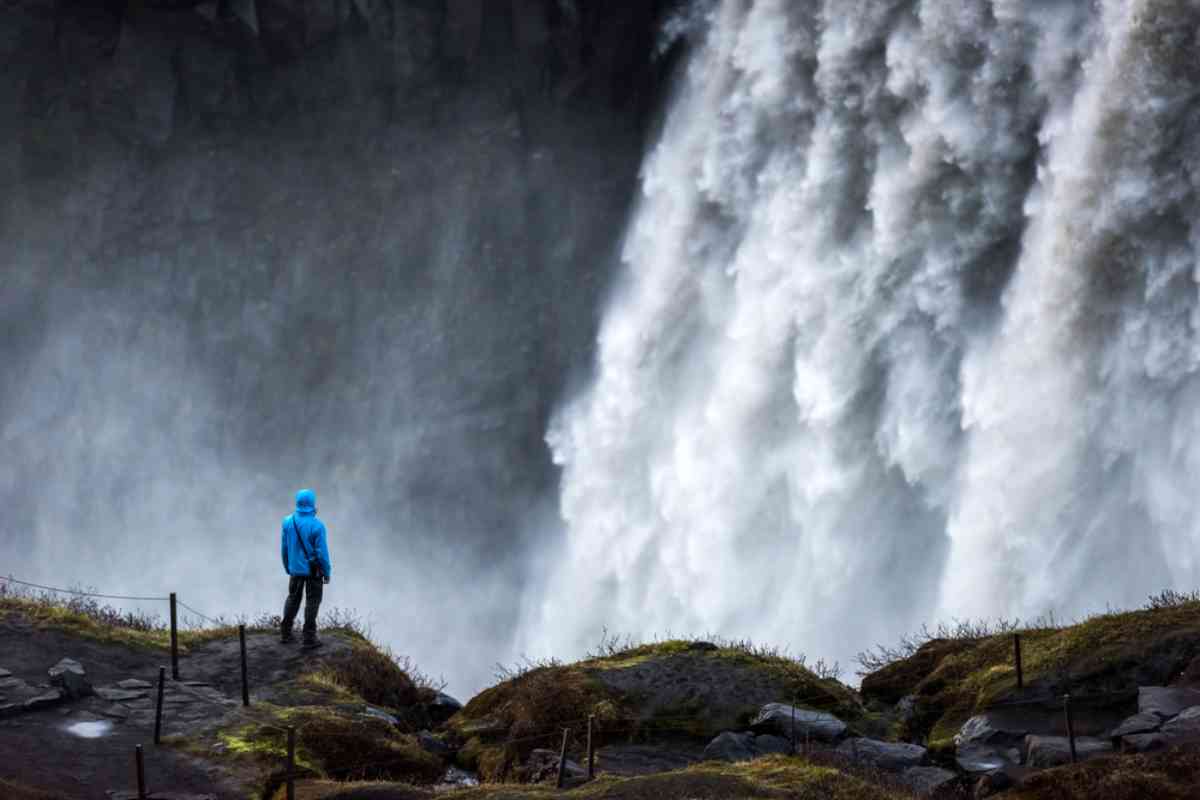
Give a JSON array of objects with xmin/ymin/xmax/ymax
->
[
  {"xmin": 135, "ymin": 744, "xmax": 147, "ymax": 800},
  {"xmin": 556, "ymin": 728, "xmax": 570, "ymax": 789},
  {"xmin": 286, "ymin": 726, "xmax": 296, "ymax": 800},
  {"xmin": 154, "ymin": 666, "xmax": 166, "ymax": 746},
  {"xmin": 587, "ymin": 715, "xmax": 595, "ymax": 780},
  {"xmin": 1014, "ymin": 634, "xmax": 1024, "ymax": 690},
  {"xmin": 169, "ymin": 593, "xmax": 179, "ymax": 680},
  {"xmin": 1064, "ymin": 694, "xmax": 1078, "ymax": 764},
  {"xmin": 239, "ymin": 624, "xmax": 250, "ymax": 707}
]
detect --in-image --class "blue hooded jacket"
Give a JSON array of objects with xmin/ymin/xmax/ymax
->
[{"xmin": 281, "ymin": 489, "xmax": 333, "ymax": 578}]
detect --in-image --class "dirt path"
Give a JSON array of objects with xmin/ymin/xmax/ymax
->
[{"xmin": 0, "ymin": 613, "xmax": 351, "ymax": 800}]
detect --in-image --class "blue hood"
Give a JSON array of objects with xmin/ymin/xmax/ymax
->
[{"xmin": 295, "ymin": 488, "xmax": 317, "ymax": 516}]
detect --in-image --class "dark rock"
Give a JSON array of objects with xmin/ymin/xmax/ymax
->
[
  {"xmin": 956, "ymin": 712, "xmax": 1033, "ymax": 748},
  {"xmin": 0, "ymin": 668, "xmax": 11, "ymax": 678},
  {"xmin": 903, "ymin": 766, "xmax": 958, "ymax": 797},
  {"xmin": 836, "ymin": 737, "xmax": 926, "ymax": 771},
  {"xmin": 418, "ymin": 730, "xmax": 451, "ymax": 758},
  {"xmin": 117, "ymin": 679, "xmax": 153, "ymax": 690},
  {"xmin": 703, "ymin": 731, "xmax": 756, "ymax": 762},
  {"xmin": 752, "ymin": 703, "xmax": 846, "ymax": 741},
  {"xmin": 1161, "ymin": 706, "xmax": 1200, "ymax": 742},
  {"xmin": 98, "ymin": 705, "xmax": 132, "ymax": 720},
  {"xmin": 0, "ymin": 703, "xmax": 21, "ymax": 718},
  {"xmin": 956, "ymin": 743, "xmax": 1020, "ymax": 775},
  {"xmin": 24, "ymin": 689, "xmax": 65, "ymax": 712},
  {"xmin": 753, "ymin": 734, "xmax": 792, "ymax": 756},
  {"xmin": 1109, "ymin": 712, "xmax": 1161, "ymax": 740},
  {"xmin": 1120, "ymin": 733, "xmax": 1167, "ymax": 753},
  {"xmin": 1024, "ymin": 735, "xmax": 1112, "ymax": 768},
  {"xmin": 428, "ymin": 692, "xmax": 463, "ymax": 725},
  {"xmin": 48, "ymin": 658, "xmax": 92, "ymax": 699},
  {"xmin": 1138, "ymin": 687, "xmax": 1200, "ymax": 719},
  {"xmin": 973, "ymin": 770, "xmax": 1013, "ymax": 799}
]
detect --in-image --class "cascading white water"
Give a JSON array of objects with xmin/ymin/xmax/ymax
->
[{"xmin": 527, "ymin": 0, "xmax": 1200, "ymax": 668}]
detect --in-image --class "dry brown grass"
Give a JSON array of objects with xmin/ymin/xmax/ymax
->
[{"xmin": 1006, "ymin": 746, "xmax": 1200, "ymax": 800}]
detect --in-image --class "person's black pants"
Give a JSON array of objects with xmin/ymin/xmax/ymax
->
[{"xmin": 281, "ymin": 574, "xmax": 323, "ymax": 642}]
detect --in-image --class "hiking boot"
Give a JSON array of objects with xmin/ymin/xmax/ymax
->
[{"xmin": 301, "ymin": 638, "xmax": 324, "ymax": 651}]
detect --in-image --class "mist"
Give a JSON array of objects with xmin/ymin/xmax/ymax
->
[{"xmin": 1, "ymin": 0, "xmax": 673, "ymax": 697}]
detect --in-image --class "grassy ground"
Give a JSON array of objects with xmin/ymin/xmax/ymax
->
[
  {"xmin": 1006, "ymin": 747, "xmax": 1200, "ymax": 800},
  {"xmin": 859, "ymin": 596, "xmax": 1200, "ymax": 750},
  {"xmin": 272, "ymin": 755, "xmax": 916, "ymax": 800}
]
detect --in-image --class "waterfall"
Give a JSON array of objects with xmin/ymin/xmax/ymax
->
[{"xmin": 530, "ymin": 0, "xmax": 1200, "ymax": 668}]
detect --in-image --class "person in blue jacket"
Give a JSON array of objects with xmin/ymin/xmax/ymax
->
[{"xmin": 280, "ymin": 488, "xmax": 332, "ymax": 648}]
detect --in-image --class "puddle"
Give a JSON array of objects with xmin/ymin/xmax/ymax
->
[{"xmin": 65, "ymin": 720, "xmax": 114, "ymax": 739}]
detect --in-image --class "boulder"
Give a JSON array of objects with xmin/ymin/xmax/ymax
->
[
  {"xmin": 1108, "ymin": 712, "xmax": 1161, "ymax": 740},
  {"xmin": 1138, "ymin": 687, "xmax": 1200, "ymax": 719},
  {"xmin": 753, "ymin": 735, "xmax": 792, "ymax": 756},
  {"xmin": 48, "ymin": 658, "xmax": 91, "ymax": 699},
  {"xmin": 903, "ymin": 766, "xmax": 958, "ymax": 797},
  {"xmin": 751, "ymin": 703, "xmax": 846, "ymax": 741},
  {"xmin": 704, "ymin": 731, "xmax": 756, "ymax": 762},
  {"xmin": 1161, "ymin": 706, "xmax": 1200, "ymax": 742},
  {"xmin": 1120, "ymin": 733, "xmax": 1167, "ymax": 753},
  {"xmin": 417, "ymin": 730, "xmax": 451, "ymax": 758},
  {"xmin": 429, "ymin": 692, "xmax": 463, "ymax": 725},
  {"xmin": 836, "ymin": 737, "xmax": 927, "ymax": 771},
  {"xmin": 956, "ymin": 713, "xmax": 1032, "ymax": 748},
  {"xmin": 1024, "ymin": 735, "xmax": 1112, "ymax": 768},
  {"xmin": 956, "ymin": 743, "xmax": 1020, "ymax": 775}
]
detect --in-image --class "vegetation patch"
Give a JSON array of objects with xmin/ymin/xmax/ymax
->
[
  {"xmin": 858, "ymin": 593, "xmax": 1200, "ymax": 746},
  {"xmin": 1006, "ymin": 746, "xmax": 1200, "ymax": 800}
]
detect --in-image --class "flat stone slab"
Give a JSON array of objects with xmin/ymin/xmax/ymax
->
[
  {"xmin": 752, "ymin": 703, "xmax": 846, "ymax": 741},
  {"xmin": 1109, "ymin": 712, "xmax": 1161, "ymax": 739},
  {"xmin": 96, "ymin": 688, "xmax": 147, "ymax": 702},
  {"xmin": 837, "ymin": 737, "xmax": 926, "ymax": 771},
  {"xmin": 1025, "ymin": 735, "xmax": 1112, "ymax": 768},
  {"xmin": 1139, "ymin": 687, "xmax": 1200, "ymax": 720},
  {"xmin": 0, "ymin": 668, "xmax": 11, "ymax": 678},
  {"xmin": 24, "ymin": 689, "xmax": 66, "ymax": 712},
  {"xmin": 118, "ymin": 679, "xmax": 154, "ymax": 690},
  {"xmin": 98, "ymin": 705, "xmax": 132, "ymax": 720}
]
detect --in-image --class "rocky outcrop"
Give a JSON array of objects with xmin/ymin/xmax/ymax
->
[
  {"xmin": 48, "ymin": 658, "xmax": 92, "ymax": 699},
  {"xmin": 1139, "ymin": 687, "xmax": 1200, "ymax": 719},
  {"xmin": 1024, "ymin": 735, "xmax": 1112, "ymax": 768},
  {"xmin": 703, "ymin": 731, "xmax": 756, "ymax": 762}
]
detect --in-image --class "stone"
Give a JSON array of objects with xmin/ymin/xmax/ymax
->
[
  {"xmin": 118, "ymin": 679, "xmax": 153, "ymax": 690},
  {"xmin": 1024, "ymin": 735, "xmax": 1112, "ymax": 768},
  {"xmin": 98, "ymin": 705, "xmax": 131, "ymax": 720},
  {"xmin": 751, "ymin": 703, "xmax": 846, "ymax": 741},
  {"xmin": 753, "ymin": 734, "xmax": 792, "ymax": 756},
  {"xmin": 956, "ymin": 713, "xmax": 1031, "ymax": 748},
  {"xmin": 956, "ymin": 743, "xmax": 1020, "ymax": 774},
  {"xmin": 903, "ymin": 766, "xmax": 958, "ymax": 797},
  {"xmin": 23, "ymin": 689, "xmax": 65, "ymax": 712},
  {"xmin": 973, "ymin": 770, "xmax": 1013, "ymax": 799},
  {"xmin": 1109, "ymin": 712, "xmax": 1161, "ymax": 740},
  {"xmin": 418, "ymin": 730, "xmax": 450, "ymax": 757},
  {"xmin": 429, "ymin": 692, "xmax": 463, "ymax": 725},
  {"xmin": 96, "ymin": 688, "xmax": 147, "ymax": 702},
  {"xmin": 1161, "ymin": 705, "xmax": 1200, "ymax": 742},
  {"xmin": 897, "ymin": 694, "xmax": 918, "ymax": 724},
  {"xmin": 48, "ymin": 658, "xmax": 92, "ymax": 699},
  {"xmin": 703, "ymin": 731, "xmax": 756, "ymax": 762},
  {"xmin": 0, "ymin": 703, "xmax": 22, "ymax": 718},
  {"xmin": 0, "ymin": 668, "xmax": 11, "ymax": 678},
  {"xmin": 0, "ymin": 677, "xmax": 23, "ymax": 690},
  {"xmin": 1138, "ymin": 687, "xmax": 1200, "ymax": 719},
  {"xmin": 1120, "ymin": 733, "xmax": 1167, "ymax": 753},
  {"xmin": 837, "ymin": 737, "xmax": 926, "ymax": 771}
]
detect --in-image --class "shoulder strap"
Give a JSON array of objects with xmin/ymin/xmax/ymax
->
[{"xmin": 292, "ymin": 516, "xmax": 314, "ymax": 561}]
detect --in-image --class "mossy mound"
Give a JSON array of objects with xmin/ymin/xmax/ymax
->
[
  {"xmin": 283, "ymin": 755, "xmax": 913, "ymax": 800},
  {"xmin": 859, "ymin": 601, "xmax": 1200, "ymax": 748},
  {"xmin": 1006, "ymin": 746, "xmax": 1200, "ymax": 800},
  {"xmin": 451, "ymin": 640, "xmax": 866, "ymax": 781}
]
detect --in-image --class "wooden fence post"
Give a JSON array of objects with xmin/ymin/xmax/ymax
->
[
  {"xmin": 556, "ymin": 728, "xmax": 570, "ymax": 789},
  {"xmin": 587, "ymin": 715, "xmax": 595, "ymax": 780},
  {"xmin": 1014, "ymin": 634, "xmax": 1024, "ymax": 690},
  {"xmin": 286, "ymin": 726, "xmax": 297, "ymax": 800},
  {"xmin": 154, "ymin": 666, "xmax": 166, "ymax": 746},
  {"xmin": 135, "ymin": 744, "xmax": 147, "ymax": 800},
  {"xmin": 169, "ymin": 593, "xmax": 179, "ymax": 680},
  {"xmin": 239, "ymin": 624, "xmax": 250, "ymax": 707},
  {"xmin": 1064, "ymin": 694, "xmax": 1078, "ymax": 764}
]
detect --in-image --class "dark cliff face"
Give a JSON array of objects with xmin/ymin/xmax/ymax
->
[{"xmin": 0, "ymin": 0, "xmax": 680, "ymax": 686}]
